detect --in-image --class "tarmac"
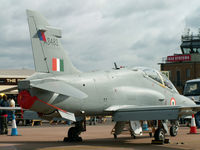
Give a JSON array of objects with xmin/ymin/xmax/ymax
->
[{"xmin": 0, "ymin": 124, "xmax": 200, "ymax": 150}]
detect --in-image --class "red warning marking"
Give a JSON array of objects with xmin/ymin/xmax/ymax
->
[
  {"xmin": 17, "ymin": 90, "xmax": 37, "ymax": 109},
  {"xmin": 18, "ymin": 90, "xmax": 67, "ymax": 113},
  {"xmin": 36, "ymin": 97, "xmax": 67, "ymax": 113},
  {"xmin": 170, "ymin": 97, "xmax": 176, "ymax": 106}
]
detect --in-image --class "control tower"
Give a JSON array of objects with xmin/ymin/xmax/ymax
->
[
  {"xmin": 181, "ymin": 28, "xmax": 200, "ymax": 54},
  {"xmin": 160, "ymin": 28, "xmax": 200, "ymax": 94}
]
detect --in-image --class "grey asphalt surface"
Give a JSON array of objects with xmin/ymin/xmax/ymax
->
[{"xmin": 0, "ymin": 124, "xmax": 199, "ymax": 150}]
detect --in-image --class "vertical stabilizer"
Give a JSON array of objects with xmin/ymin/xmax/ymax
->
[{"xmin": 26, "ymin": 10, "xmax": 80, "ymax": 74}]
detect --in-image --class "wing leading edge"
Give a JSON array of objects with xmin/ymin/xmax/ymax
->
[{"xmin": 105, "ymin": 105, "xmax": 200, "ymax": 121}]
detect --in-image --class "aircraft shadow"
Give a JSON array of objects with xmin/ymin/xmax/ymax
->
[{"xmin": 0, "ymin": 137, "xmax": 184, "ymax": 150}]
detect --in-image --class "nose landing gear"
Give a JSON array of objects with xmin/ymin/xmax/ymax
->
[
  {"xmin": 63, "ymin": 119, "xmax": 86, "ymax": 142},
  {"xmin": 66, "ymin": 127, "xmax": 82, "ymax": 142}
]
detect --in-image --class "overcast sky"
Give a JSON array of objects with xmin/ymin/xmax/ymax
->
[{"xmin": 0, "ymin": 0, "xmax": 200, "ymax": 71}]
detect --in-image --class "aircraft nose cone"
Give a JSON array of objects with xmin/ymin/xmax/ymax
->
[{"xmin": 180, "ymin": 95, "xmax": 196, "ymax": 106}]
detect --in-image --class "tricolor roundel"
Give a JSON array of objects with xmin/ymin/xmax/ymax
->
[
  {"xmin": 52, "ymin": 58, "xmax": 64, "ymax": 72},
  {"xmin": 170, "ymin": 97, "xmax": 176, "ymax": 106},
  {"xmin": 38, "ymin": 31, "xmax": 46, "ymax": 42}
]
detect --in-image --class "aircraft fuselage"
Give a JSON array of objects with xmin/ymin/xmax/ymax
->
[{"xmin": 19, "ymin": 67, "xmax": 195, "ymax": 118}]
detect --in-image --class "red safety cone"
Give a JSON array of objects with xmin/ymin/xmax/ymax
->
[{"xmin": 190, "ymin": 114, "xmax": 197, "ymax": 134}]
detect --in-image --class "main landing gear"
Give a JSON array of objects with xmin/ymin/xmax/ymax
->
[
  {"xmin": 154, "ymin": 128, "xmax": 165, "ymax": 141},
  {"xmin": 153, "ymin": 120, "xmax": 179, "ymax": 144},
  {"xmin": 63, "ymin": 119, "xmax": 86, "ymax": 142}
]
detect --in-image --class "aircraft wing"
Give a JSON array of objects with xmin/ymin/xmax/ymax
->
[{"xmin": 105, "ymin": 105, "xmax": 200, "ymax": 121}]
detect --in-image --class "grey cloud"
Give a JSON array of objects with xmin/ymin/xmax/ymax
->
[
  {"xmin": 102, "ymin": 0, "xmax": 170, "ymax": 19},
  {"xmin": 185, "ymin": 7, "xmax": 200, "ymax": 29},
  {"xmin": 0, "ymin": 0, "xmax": 200, "ymax": 72}
]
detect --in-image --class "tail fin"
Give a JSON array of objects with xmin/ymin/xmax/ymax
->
[{"xmin": 26, "ymin": 10, "xmax": 80, "ymax": 74}]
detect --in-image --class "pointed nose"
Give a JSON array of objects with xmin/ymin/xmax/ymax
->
[{"xmin": 179, "ymin": 95, "xmax": 196, "ymax": 106}]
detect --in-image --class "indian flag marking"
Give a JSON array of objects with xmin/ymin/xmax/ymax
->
[{"xmin": 52, "ymin": 58, "xmax": 64, "ymax": 72}]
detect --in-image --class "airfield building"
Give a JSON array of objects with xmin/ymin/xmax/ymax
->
[
  {"xmin": 160, "ymin": 29, "xmax": 200, "ymax": 94},
  {"xmin": 0, "ymin": 69, "xmax": 34, "ymax": 99}
]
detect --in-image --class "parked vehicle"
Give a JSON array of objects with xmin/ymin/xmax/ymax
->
[{"xmin": 183, "ymin": 79, "xmax": 200, "ymax": 127}]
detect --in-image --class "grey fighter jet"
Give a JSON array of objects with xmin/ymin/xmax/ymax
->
[{"xmin": 1, "ymin": 10, "xmax": 200, "ymax": 142}]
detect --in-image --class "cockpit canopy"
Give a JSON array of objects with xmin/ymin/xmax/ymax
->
[{"xmin": 133, "ymin": 67, "xmax": 178, "ymax": 93}]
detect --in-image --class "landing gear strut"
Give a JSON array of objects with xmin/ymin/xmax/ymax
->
[
  {"xmin": 153, "ymin": 120, "xmax": 168, "ymax": 143},
  {"xmin": 63, "ymin": 119, "xmax": 86, "ymax": 142},
  {"xmin": 170, "ymin": 120, "xmax": 179, "ymax": 137}
]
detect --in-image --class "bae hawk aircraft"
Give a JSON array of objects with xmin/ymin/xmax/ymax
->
[{"xmin": 1, "ymin": 10, "xmax": 200, "ymax": 142}]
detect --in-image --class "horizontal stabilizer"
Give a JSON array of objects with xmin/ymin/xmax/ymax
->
[
  {"xmin": 58, "ymin": 110, "xmax": 76, "ymax": 122},
  {"xmin": 31, "ymin": 80, "xmax": 88, "ymax": 99},
  {"xmin": 0, "ymin": 107, "xmax": 22, "ymax": 110}
]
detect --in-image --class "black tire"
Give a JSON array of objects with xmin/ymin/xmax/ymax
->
[
  {"xmin": 154, "ymin": 128, "xmax": 165, "ymax": 141},
  {"xmin": 68, "ymin": 127, "xmax": 82, "ymax": 142},
  {"xmin": 114, "ymin": 134, "xmax": 117, "ymax": 139},
  {"xmin": 68, "ymin": 127, "xmax": 78, "ymax": 139},
  {"xmin": 77, "ymin": 137, "xmax": 83, "ymax": 142},
  {"xmin": 170, "ymin": 125, "xmax": 178, "ymax": 137},
  {"xmin": 63, "ymin": 137, "xmax": 69, "ymax": 142}
]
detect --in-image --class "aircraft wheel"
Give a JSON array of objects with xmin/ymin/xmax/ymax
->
[
  {"xmin": 170, "ymin": 125, "xmax": 178, "ymax": 137},
  {"xmin": 114, "ymin": 134, "xmax": 117, "ymax": 139},
  {"xmin": 67, "ymin": 127, "xmax": 82, "ymax": 142},
  {"xmin": 154, "ymin": 128, "xmax": 165, "ymax": 141}
]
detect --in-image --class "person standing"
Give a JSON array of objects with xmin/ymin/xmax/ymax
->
[
  {"xmin": 0, "ymin": 93, "xmax": 9, "ymax": 134},
  {"xmin": 9, "ymin": 98, "xmax": 15, "ymax": 108}
]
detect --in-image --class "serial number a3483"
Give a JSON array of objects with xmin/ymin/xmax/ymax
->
[{"xmin": 46, "ymin": 37, "xmax": 59, "ymax": 46}]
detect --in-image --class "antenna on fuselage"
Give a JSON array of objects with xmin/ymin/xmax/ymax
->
[{"xmin": 114, "ymin": 62, "xmax": 120, "ymax": 70}]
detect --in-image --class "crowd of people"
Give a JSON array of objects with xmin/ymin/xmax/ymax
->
[{"xmin": 0, "ymin": 93, "xmax": 15, "ymax": 135}]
